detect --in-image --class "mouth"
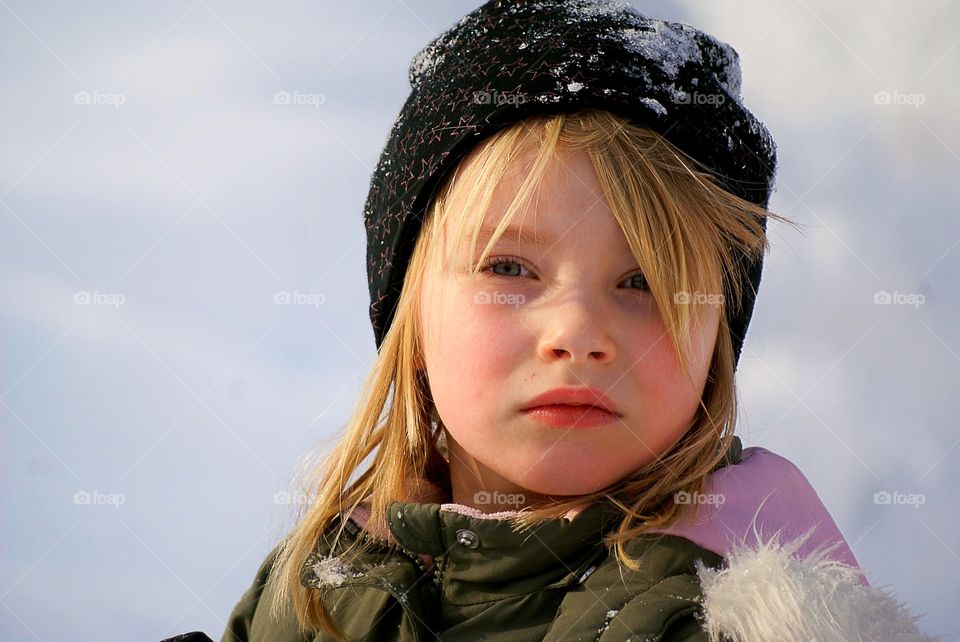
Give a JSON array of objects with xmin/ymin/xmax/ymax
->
[
  {"xmin": 522, "ymin": 386, "xmax": 621, "ymax": 416},
  {"xmin": 521, "ymin": 404, "xmax": 620, "ymax": 429}
]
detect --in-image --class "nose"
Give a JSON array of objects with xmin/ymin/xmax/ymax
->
[{"xmin": 536, "ymin": 294, "xmax": 617, "ymax": 365}]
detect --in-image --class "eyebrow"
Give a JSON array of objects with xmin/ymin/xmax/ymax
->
[{"xmin": 467, "ymin": 222, "xmax": 558, "ymax": 247}]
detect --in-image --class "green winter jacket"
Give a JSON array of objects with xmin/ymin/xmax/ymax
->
[{"xmin": 221, "ymin": 441, "xmax": 742, "ymax": 642}]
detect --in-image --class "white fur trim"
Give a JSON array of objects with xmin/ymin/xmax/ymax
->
[{"xmin": 695, "ymin": 530, "xmax": 940, "ymax": 642}]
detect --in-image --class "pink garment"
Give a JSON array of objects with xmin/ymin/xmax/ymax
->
[
  {"xmin": 345, "ymin": 447, "xmax": 868, "ymax": 587},
  {"xmin": 648, "ymin": 446, "xmax": 869, "ymax": 586}
]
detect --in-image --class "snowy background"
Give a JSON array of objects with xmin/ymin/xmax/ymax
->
[{"xmin": 2, "ymin": 1, "xmax": 957, "ymax": 639}]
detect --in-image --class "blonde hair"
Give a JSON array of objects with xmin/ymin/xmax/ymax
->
[{"xmin": 267, "ymin": 108, "xmax": 799, "ymax": 639}]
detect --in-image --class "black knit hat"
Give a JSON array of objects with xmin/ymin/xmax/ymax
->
[{"xmin": 363, "ymin": 0, "xmax": 777, "ymax": 368}]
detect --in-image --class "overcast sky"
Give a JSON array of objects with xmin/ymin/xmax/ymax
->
[{"xmin": 1, "ymin": 1, "xmax": 957, "ymax": 639}]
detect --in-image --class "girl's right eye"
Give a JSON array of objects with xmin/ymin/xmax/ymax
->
[{"xmin": 480, "ymin": 256, "xmax": 533, "ymax": 278}]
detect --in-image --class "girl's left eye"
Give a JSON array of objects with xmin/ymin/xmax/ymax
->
[
  {"xmin": 622, "ymin": 273, "xmax": 650, "ymax": 291},
  {"xmin": 481, "ymin": 256, "xmax": 530, "ymax": 278},
  {"xmin": 479, "ymin": 256, "xmax": 650, "ymax": 291}
]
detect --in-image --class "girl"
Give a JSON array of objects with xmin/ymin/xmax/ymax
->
[{"xmin": 213, "ymin": 1, "xmax": 938, "ymax": 641}]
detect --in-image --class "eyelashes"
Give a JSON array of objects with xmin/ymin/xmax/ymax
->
[
  {"xmin": 482, "ymin": 255, "xmax": 530, "ymax": 278},
  {"xmin": 479, "ymin": 256, "xmax": 650, "ymax": 291}
]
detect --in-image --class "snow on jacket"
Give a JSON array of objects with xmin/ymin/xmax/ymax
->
[{"xmin": 219, "ymin": 438, "xmax": 937, "ymax": 641}]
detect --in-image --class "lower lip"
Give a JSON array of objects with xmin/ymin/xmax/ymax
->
[{"xmin": 522, "ymin": 405, "xmax": 619, "ymax": 428}]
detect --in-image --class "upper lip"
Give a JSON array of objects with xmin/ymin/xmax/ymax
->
[{"xmin": 522, "ymin": 387, "xmax": 620, "ymax": 415}]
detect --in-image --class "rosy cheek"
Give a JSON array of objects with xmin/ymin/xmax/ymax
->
[
  {"xmin": 468, "ymin": 334, "xmax": 518, "ymax": 381},
  {"xmin": 625, "ymin": 325, "xmax": 684, "ymax": 389},
  {"xmin": 461, "ymin": 294, "xmax": 524, "ymax": 350}
]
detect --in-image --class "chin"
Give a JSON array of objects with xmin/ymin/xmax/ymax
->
[{"xmin": 508, "ymin": 467, "xmax": 617, "ymax": 498}]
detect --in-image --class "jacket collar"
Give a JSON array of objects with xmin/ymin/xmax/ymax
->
[
  {"xmin": 384, "ymin": 497, "xmax": 623, "ymax": 601},
  {"xmin": 302, "ymin": 436, "xmax": 742, "ymax": 601}
]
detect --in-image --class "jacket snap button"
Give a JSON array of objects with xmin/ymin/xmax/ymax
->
[{"xmin": 455, "ymin": 529, "xmax": 480, "ymax": 549}]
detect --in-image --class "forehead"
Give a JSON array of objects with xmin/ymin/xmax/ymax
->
[
  {"xmin": 443, "ymin": 146, "xmax": 611, "ymax": 250},
  {"xmin": 462, "ymin": 219, "xmax": 559, "ymax": 247}
]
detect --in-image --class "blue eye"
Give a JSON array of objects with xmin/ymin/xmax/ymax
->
[
  {"xmin": 480, "ymin": 256, "xmax": 650, "ymax": 291},
  {"xmin": 481, "ymin": 256, "xmax": 530, "ymax": 278}
]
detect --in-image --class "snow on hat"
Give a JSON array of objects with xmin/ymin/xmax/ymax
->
[{"xmin": 363, "ymin": 0, "xmax": 777, "ymax": 368}]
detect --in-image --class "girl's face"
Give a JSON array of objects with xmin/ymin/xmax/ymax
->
[{"xmin": 418, "ymin": 147, "xmax": 720, "ymax": 510}]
